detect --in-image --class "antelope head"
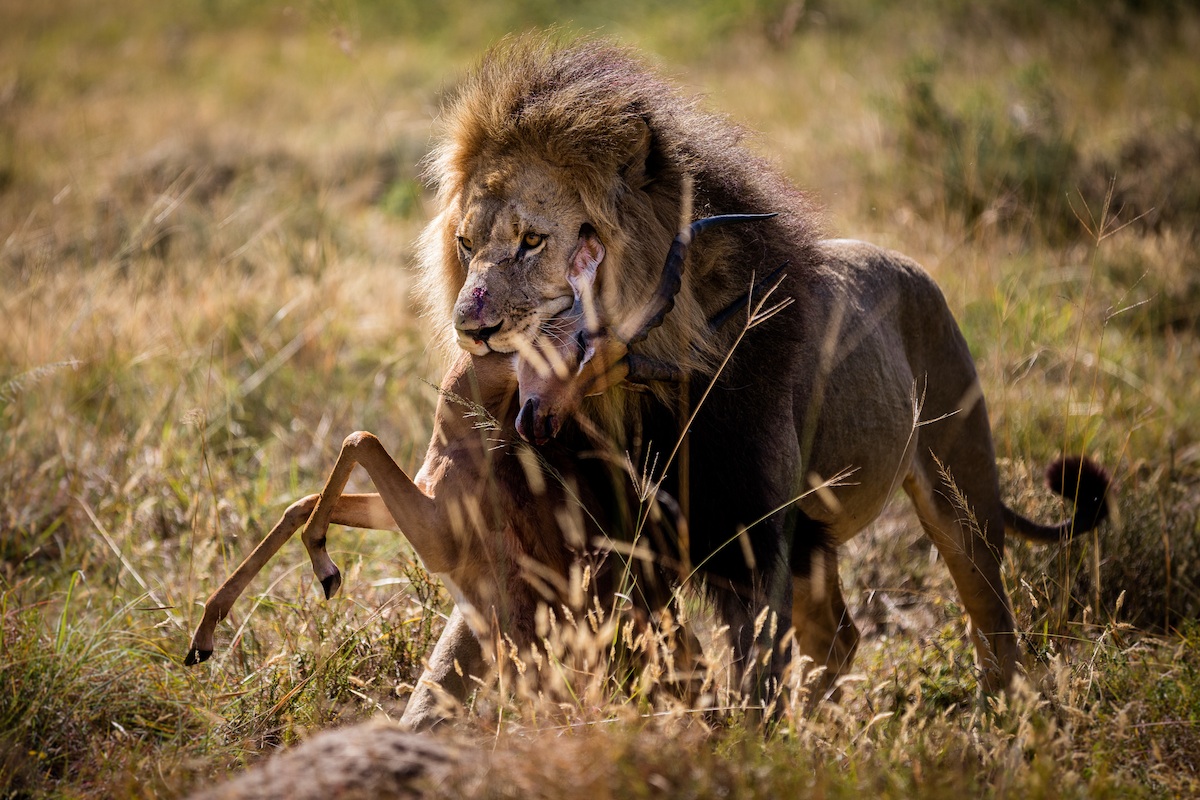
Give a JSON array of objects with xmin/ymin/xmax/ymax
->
[{"xmin": 514, "ymin": 213, "xmax": 778, "ymax": 444}]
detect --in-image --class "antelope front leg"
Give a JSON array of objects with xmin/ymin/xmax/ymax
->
[
  {"xmin": 187, "ymin": 431, "xmax": 449, "ymax": 666},
  {"xmin": 185, "ymin": 492, "xmax": 395, "ymax": 665},
  {"xmin": 300, "ymin": 431, "xmax": 450, "ymax": 601}
]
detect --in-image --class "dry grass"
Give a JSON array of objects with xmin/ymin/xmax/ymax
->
[{"xmin": 2, "ymin": 1, "xmax": 1199, "ymax": 797}]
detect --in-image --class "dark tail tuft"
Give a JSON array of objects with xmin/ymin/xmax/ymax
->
[{"xmin": 1045, "ymin": 456, "xmax": 1111, "ymax": 532}]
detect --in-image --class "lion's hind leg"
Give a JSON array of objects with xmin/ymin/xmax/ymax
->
[{"xmin": 902, "ymin": 459, "xmax": 1018, "ymax": 694}]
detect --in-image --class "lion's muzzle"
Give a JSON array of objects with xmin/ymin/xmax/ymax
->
[{"xmin": 455, "ymin": 320, "xmax": 503, "ymax": 353}]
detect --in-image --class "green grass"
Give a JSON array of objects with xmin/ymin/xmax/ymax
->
[{"xmin": 2, "ymin": 1, "xmax": 1198, "ymax": 797}]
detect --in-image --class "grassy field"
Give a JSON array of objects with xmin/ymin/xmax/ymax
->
[{"xmin": 2, "ymin": 0, "xmax": 1199, "ymax": 796}]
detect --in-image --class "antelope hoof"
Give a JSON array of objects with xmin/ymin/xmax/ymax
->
[
  {"xmin": 321, "ymin": 570, "xmax": 342, "ymax": 599},
  {"xmin": 183, "ymin": 647, "xmax": 212, "ymax": 666}
]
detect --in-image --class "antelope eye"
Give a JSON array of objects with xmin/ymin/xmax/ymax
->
[
  {"xmin": 521, "ymin": 232, "xmax": 546, "ymax": 249},
  {"xmin": 457, "ymin": 235, "xmax": 473, "ymax": 253}
]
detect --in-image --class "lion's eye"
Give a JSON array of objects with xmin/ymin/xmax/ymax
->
[
  {"xmin": 457, "ymin": 235, "xmax": 473, "ymax": 253},
  {"xmin": 521, "ymin": 232, "xmax": 546, "ymax": 250}
]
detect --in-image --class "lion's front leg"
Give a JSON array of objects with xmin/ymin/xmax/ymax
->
[{"xmin": 717, "ymin": 555, "xmax": 796, "ymax": 723}]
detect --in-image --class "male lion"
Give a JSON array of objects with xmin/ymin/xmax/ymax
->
[{"xmin": 410, "ymin": 36, "xmax": 1110, "ymax": 723}]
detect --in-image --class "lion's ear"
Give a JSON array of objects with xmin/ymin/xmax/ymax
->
[{"xmin": 620, "ymin": 117, "xmax": 663, "ymax": 192}]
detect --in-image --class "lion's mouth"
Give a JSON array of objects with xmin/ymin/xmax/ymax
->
[
  {"xmin": 471, "ymin": 322, "xmax": 503, "ymax": 348},
  {"xmin": 455, "ymin": 322, "xmax": 503, "ymax": 355},
  {"xmin": 458, "ymin": 296, "xmax": 575, "ymax": 355},
  {"xmin": 457, "ymin": 336, "xmax": 494, "ymax": 356}
]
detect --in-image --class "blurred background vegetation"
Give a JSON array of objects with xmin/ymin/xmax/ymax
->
[{"xmin": 2, "ymin": 0, "xmax": 1198, "ymax": 796}]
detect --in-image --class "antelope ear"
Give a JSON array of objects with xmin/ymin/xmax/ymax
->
[
  {"xmin": 569, "ymin": 226, "xmax": 605, "ymax": 290},
  {"xmin": 569, "ymin": 226, "xmax": 605, "ymax": 336}
]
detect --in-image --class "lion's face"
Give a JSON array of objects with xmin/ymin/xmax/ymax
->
[{"xmin": 450, "ymin": 158, "xmax": 605, "ymax": 356}]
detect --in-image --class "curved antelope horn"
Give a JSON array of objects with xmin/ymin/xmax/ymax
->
[
  {"xmin": 706, "ymin": 261, "xmax": 790, "ymax": 332},
  {"xmin": 624, "ymin": 261, "xmax": 791, "ymax": 386},
  {"xmin": 625, "ymin": 213, "xmax": 779, "ymax": 345}
]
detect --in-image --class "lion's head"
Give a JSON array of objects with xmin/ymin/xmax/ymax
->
[
  {"xmin": 415, "ymin": 35, "xmax": 821, "ymax": 399},
  {"xmin": 444, "ymin": 157, "xmax": 606, "ymax": 355}
]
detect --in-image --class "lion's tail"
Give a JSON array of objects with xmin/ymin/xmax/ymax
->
[{"xmin": 1002, "ymin": 456, "xmax": 1112, "ymax": 543}]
